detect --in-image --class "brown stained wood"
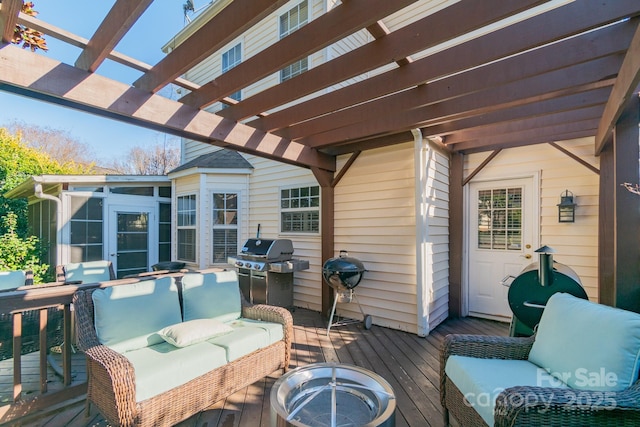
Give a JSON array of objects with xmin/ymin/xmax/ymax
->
[
  {"xmin": 595, "ymin": 22, "xmax": 640, "ymax": 154},
  {"xmin": 549, "ymin": 141, "xmax": 600, "ymax": 175},
  {"xmin": 462, "ymin": 150, "xmax": 501, "ymax": 187},
  {"xmin": 0, "ymin": 0, "xmax": 22, "ymax": 44},
  {"xmin": 300, "ymin": 57, "xmax": 621, "ymax": 149},
  {"xmin": 231, "ymin": 0, "xmax": 548, "ymax": 124},
  {"xmin": 249, "ymin": 0, "xmax": 639, "ymax": 134},
  {"xmin": 181, "ymin": 0, "xmax": 417, "ymax": 109},
  {"xmin": 9, "ymin": 310, "xmax": 507, "ymax": 427},
  {"xmin": 39, "ymin": 308, "xmax": 47, "ymax": 393},
  {"xmin": 0, "ymin": 44, "xmax": 334, "ymax": 172},
  {"xmin": 75, "ymin": 0, "xmax": 152, "ymax": 72},
  {"xmin": 288, "ymin": 14, "xmax": 635, "ymax": 144},
  {"xmin": 134, "ymin": 0, "xmax": 291, "ymax": 93}
]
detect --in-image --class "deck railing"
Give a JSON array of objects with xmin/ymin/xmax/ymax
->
[{"xmin": 0, "ymin": 277, "xmax": 147, "ymax": 424}]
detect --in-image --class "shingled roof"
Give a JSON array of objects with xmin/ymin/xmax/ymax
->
[{"xmin": 169, "ymin": 148, "xmax": 253, "ymax": 174}]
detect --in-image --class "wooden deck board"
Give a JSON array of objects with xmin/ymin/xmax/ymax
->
[{"xmin": 5, "ymin": 310, "xmax": 508, "ymax": 426}]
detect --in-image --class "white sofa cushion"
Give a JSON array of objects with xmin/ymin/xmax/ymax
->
[
  {"xmin": 181, "ymin": 271, "xmax": 241, "ymax": 322},
  {"xmin": 92, "ymin": 277, "xmax": 182, "ymax": 352},
  {"xmin": 159, "ymin": 318, "xmax": 233, "ymax": 347},
  {"xmin": 528, "ymin": 292, "xmax": 640, "ymax": 392},
  {"xmin": 208, "ymin": 319, "xmax": 284, "ymax": 361},
  {"xmin": 123, "ymin": 341, "xmax": 228, "ymax": 402},
  {"xmin": 445, "ymin": 355, "xmax": 568, "ymax": 426}
]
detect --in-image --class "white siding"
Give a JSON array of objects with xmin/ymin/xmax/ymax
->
[
  {"xmin": 334, "ymin": 142, "xmax": 419, "ymax": 333},
  {"xmin": 464, "ymin": 137, "xmax": 600, "ymax": 301},
  {"xmin": 245, "ymin": 155, "xmax": 323, "ymax": 311},
  {"xmin": 422, "ymin": 142, "xmax": 451, "ymax": 332}
]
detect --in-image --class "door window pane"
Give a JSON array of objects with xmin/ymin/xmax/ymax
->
[{"xmin": 477, "ymin": 187, "xmax": 522, "ymax": 250}]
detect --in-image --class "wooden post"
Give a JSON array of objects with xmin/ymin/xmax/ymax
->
[
  {"xmin": 599, "ymin": 92, "xmax": 640, "ymax": 312},
  {"xmin": 448, "ymin": 152, "xmax": 464, "ymax": 318},
  {"xmin": 312, "ymin": 168, "xmax": 335, "ymax": 317}
]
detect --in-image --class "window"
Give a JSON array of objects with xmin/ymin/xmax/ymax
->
[
  {"xmin": 477, "ymin": 188, "xmax": 522, "ymax": 250},
  {"xmin": 221, "ymin": 43, "xmax": 242, "ymax": 104},
  {"xmin": 212, "ymin": 193, "xmax": 238, "ymax": 263},
  {"xmin": 177, "ymin": 194, "xmax": 196, "ymax": 262},
  {"xmin": 69, "ymin": 196, "xmax": 104, "ymax": 262},
  {"xmin": 280, "ymin": 1, "xmax": 308, "ymax": 82},
  {"xmin": 158, "ymin": 202, "xmax": 171, "ymax": 263},
  {"xmin": 281, "ymin": 185, "xmax": 319, "ymax": 233}
]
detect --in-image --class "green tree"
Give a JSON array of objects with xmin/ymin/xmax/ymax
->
[
  {"xmin": 0, "ymin": 127, "xmax": 92, "ymax": 241},
  {"xmin": 0, "ymin": 212, "xmax": 49, "ymax": 283}
]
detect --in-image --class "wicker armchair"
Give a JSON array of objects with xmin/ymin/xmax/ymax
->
[
  {"xmin": 56, "ymin": 260, "xmax": 116, "ymax": 283},
  {"xmin": 0, "ymin": 270, "xmax": 64, "ymax": 361},
  {"xmin": 440, "ymin": 333, "xmax": 640, "ymax": 426}
]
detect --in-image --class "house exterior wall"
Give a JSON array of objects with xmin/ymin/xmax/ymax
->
[{"xmin": 464, "ymin": 137, "xmax": 600, "ymax": 301}]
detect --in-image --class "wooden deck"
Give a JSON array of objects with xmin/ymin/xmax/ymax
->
[{"xmin": 4, "ymin": 309, "xmax": 508, "ymax": 427}]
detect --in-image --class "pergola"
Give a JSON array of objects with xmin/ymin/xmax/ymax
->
[{"xmin": 0, "ymin": 0, "xmax": 639, "ymax": 315}]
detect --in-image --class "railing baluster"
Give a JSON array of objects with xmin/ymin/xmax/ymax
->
[
  {"xmin": 40, "ymin": 307, "xmax": 48, "ymax": 393},
  {"xmin": 12, "ymin": 311, "xmax": 22, "ymax": 402},
  {"xmin": 63, "ymin": 304, "xmax": 72, "ymax": 386}
]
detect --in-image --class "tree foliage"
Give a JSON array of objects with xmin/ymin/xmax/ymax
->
[
  {"xmin": 0, "ymin": 127, "xmax": 92, "ymax": 235},
  {"xmin": 6, "ymin": 121, "xmax": 95, "ymax": 166},
  {"xmin": 0, "ymin": 212, "xmax": 49, "ymax": 283},
  {"xmin": 108, "ymin": 141, "xmax": 180, "ymax": 175},
  {"xmin": 11, "ymin": 2, "xmax": 48, "ymax": 52}
]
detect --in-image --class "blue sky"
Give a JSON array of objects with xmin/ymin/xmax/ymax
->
[{"xmin": 0, "ymin": 1, "xmax": 193, "ymax": 161}]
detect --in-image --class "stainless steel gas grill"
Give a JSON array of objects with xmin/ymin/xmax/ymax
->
[{"xmin": 232, "ymin": 238, "xmax": 309, "ymax": 308}]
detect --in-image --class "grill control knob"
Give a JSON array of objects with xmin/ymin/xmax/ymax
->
[{"xmin": 236, "ymin": 261, "xmax": 243, "ymax": 267}]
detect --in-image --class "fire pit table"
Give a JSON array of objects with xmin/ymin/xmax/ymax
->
[{"xmin": 270, "ymin": 362, "xmax": 396, "ymax": 427}]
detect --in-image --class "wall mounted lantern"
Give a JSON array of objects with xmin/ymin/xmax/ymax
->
[{"xmin": 557, "ymin": 190, "xmax": 576, "ymax": 223}]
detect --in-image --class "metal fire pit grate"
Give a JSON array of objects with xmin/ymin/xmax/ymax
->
[{"xmin": 271, "ymin": 363, "xmax": 396, "ymax": 427}]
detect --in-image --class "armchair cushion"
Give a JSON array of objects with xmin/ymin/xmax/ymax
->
[
  {"xmin": 92, "ymin": 277, "xmax": 182, "ymax": 352},
  {"xmin": 64, "ymin": 260, "xmax": 114, "ymax": 283},
  {"xmin": 528, "ymin": 292, "xmax": 640, "ymax": 392},
  {"xmin": 445, "ymin": 355, "xmax": 568, "ymax": 426},
  {"xmin": 0, "ymin": 270, "xmax": 27, "ymax": 290},
  {"xmin": 181, "ymin": 271, "xmax": 241, "ymax": 322}
]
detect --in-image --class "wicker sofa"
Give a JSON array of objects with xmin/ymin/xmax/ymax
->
[
  {"xmin": 73, "ymin": 270, "xmax": 292, "ymax": 427},
  {"xmin": 440, "ymin": 293, "xmax": 640, "ymax": 426}
]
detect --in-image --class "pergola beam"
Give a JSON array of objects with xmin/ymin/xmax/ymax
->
[
  {"xmin": 301, "ymin": 57, "xmax": 621, "ymax": 148},
  {"xmin": 75, "ymin": 0, "xmax": 152, "ymax": 72},
  {"xmin": 232, "ymin": 0, "xmax": 547, "ymax": 124},
  {"xmin": 179, "ymin": 0, "xmax": 418, "ymax": 109},
  {"xmin": 0, "ymin": 43, "xmax": 334, "ymax": 172},
  {"xmin": 0, "ymin": 0, "xmax": 21, "ymax": 44},
  {"xmin": 285, "ymin": 20, "xmax": 633, "ymax": 142},
  {"xmin": 134, "ymin": 0, "xmax": 290, "ymax": 93},
  {"xmin": 248, "ymin": 0, "xmax": 640, "ymax": 133},
  {"xmin": 595, "ymin": 21, "xmax": 640, "ymax": 154}
]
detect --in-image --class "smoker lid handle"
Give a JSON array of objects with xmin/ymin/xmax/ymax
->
[
  {"xmin": 523, "ymin": 301, "xmax": 546, "ymax": 309},
  {"xmin": 500, "ymin": 275, "xmax": 516, "ymax": 287}
]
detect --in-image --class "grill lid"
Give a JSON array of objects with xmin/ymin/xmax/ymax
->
[
  {"xmin": 322, "ymin": 250, "xmax": 366, "ymax": 290},
  {"xmin": 240, "ymin": 238, "xmax": 294, "ymax": 261}
]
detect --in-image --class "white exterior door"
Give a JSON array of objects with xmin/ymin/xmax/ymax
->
[
  {"xmin": 108, "ymin": 206, "xmax": 157, "ymax": 278},
  {"xmin": 467, "ymin": 177, "xmax": 537, "ymax": 319}
]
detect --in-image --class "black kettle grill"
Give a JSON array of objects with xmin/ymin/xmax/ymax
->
[
  {"xmin": 504, "ymin": 245, "xmax": 587, "ymax": 336},
  {"xmin": 322, "ymin": 250, "xmax": 372, "ymax": 335}
]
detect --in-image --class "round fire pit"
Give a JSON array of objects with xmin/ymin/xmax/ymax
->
[{"xmin": 271, "ymin": 363, "xmax": 396, "ymax": 427}]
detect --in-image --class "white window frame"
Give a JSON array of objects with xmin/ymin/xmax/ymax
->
[
  {"xmin": 222, "ymin": 42, "xmax": 242, "ymax": 103},
  {"xmin": 280, "ymin": 184, "xmax": 320, "ymax": 234},
  {"xmin": 211, "ymin": 191, "xmax": 239, "ymax": 264},
  {"xmin": 176, "ymin": 194, "xmax": 197, "ymax": 262},
  {"xmin": 279, "ymin": 1, "xmax": 308, "ymax": 82}
]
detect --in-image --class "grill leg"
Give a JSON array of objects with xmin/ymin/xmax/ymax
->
[{"xmin": 326, "ymin": 292, "xmax": 340, "ymax": 336}]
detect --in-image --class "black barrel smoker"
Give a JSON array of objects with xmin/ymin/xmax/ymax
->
[{"xmin": 504, "ymin": 245, "xmax": 587, "ymax": 336}]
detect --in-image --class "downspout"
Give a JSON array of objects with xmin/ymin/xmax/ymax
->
[
  {"xmin": 34, "ymin": 183, "xmax": 63, "ymax": 268},
  {"xmin": 413, "ymin": 129, "xmax": 430, "ymax": 336}
]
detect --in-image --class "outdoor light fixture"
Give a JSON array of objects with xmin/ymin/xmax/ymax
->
[{"xmin": 557, "ymin": 190, "xmax": 576, "ymax": 223}]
